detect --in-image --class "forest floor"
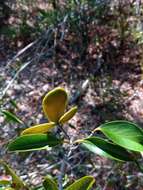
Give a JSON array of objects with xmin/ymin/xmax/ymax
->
[
  {"xmin": 1, "ymin": 2, "xmax": 143, "ymax": 189},
  {"xmin": 1, "ymin": 37, "xmax": 143, "ymax": 189}
]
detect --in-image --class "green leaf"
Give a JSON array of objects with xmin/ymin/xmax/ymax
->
[
  {"xmin": 1, "ymin": 110, "xmax": 23, "ymax": 124},
  {"xmin": 80, "ymin": 137, "xmax": 134, "ymax": 162},
  {"xmin": 8, "ymin": 133, "xmax": 62, "ymax": 152},
  {"xmin": 43, "ymin": 177, "xmax": 58, "ymax": 190},
  {"xmin": 65, "ymin": 176, "xmax": 95, "ymax": 190},
  {"xmin": 98, "ymin": 120, "xmax": 143, "ymax": 152},
  {"xmin": 0, "ymin": 177, "xmax": 11, "ymax": 186},
  {"xmin": 0, "ymin": 160, "xmax": 27, "ymax": 190},
  {"xmin": 9, "ymin": 100, "xmax": 19, "ymax": 109}
]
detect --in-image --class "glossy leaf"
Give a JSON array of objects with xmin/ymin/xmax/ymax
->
[
  {"xmin": 0, "ymin": 160, "xmax": 26, "ymax": 190},
  {"xmin": 1, "ymin": 110, "xmax": 23, "ymax": 124},
  {"xmin": 59, "ymin": 106, "xmax": 77, "ymax": 124},
  {"xmin": 43, "ymin": 177, "xmax": 58, "ymax": 190},
  {"xmin": 8, "ymin": 133, "xmax": 62, "ymax": 152},
  {"xmin": 98, "ymin": 120, "xmax": 143, "ymax": 152},
  {"xmin": 65, "ymin": 176, "xmax": 95, "ymax": 190},
  {"xmin": 21, "ymin": 122, "xmax": 56, "ymax": 135},
  {"xmin": 42, "ymin": 87, "xmax": 68, "ymax": 122},
  {"xmin": 80, "ymin": 137, "xmax": 134, "ymax": 162}
]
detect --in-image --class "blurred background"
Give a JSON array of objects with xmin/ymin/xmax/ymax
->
[{"xmin": 0, "ymin": 0, "xmax": 143, "ymax": 189}]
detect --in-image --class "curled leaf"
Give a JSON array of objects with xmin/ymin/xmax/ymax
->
[
  {"xmin": 59, "ymin": 106, "xmax": 77, "ymax": 124},
  {"xmin": 21, "ymin": 122, "xmax": 55, "ymax": 135},
  {"xmin": 42, "ymin": 87, "xmax": 68, "ymax": 122}
]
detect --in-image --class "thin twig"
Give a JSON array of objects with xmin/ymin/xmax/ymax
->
[
  {"xmin": 60, "ymin": 126, "xmax": 70, "ymax": 140},
  {"xmin": 6, "ymin": 41, "xmax": 37, "ymax": 67},
  {"xmin": 58, "ymin": 160, "xmax": 66, "ymax": 190},
  {"xmin": 58, "ymin": 137, "xmax": 76, "ymax": 190},
  {"xmin": 0, "ymin": 61, "xmax": 32, "ymax": 99}
]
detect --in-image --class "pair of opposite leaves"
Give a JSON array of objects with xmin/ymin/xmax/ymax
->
[{"xmin": 22, "ymin": 87, "xmax": 77, "ymax": 135}]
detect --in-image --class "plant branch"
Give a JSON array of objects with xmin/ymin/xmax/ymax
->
[
  {"xmin": 58, "ymin": 137, "xmax": 76, "ymax": 190},
  {"xmin": 58, "ymin": 159, "xmax": 66, "ymax": 190},
  {"xmin": 58, "ymin": 124, "xmax": 70, "ymax": 140}
]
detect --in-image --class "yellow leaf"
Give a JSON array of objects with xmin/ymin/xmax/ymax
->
[
  {"xmin": 21, "ymin": 122, "xmax": 55, "ymax": 135},
  {"xmin": 59, "ymin": 106, "xmax": 77, "ymax": 124},
  {"xmin": 42, "ymin": 87, "xmax": 68, "ymax": 122}
]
